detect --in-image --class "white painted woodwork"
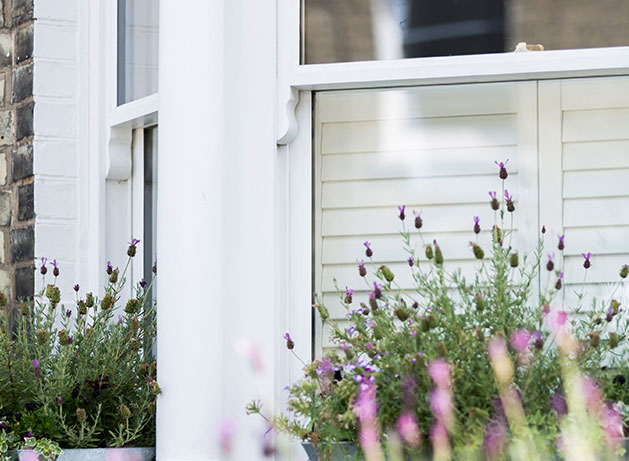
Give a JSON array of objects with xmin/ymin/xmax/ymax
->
[{"xmin": 539, "ymin": 76, "xmax": 629, "ymax": 311}]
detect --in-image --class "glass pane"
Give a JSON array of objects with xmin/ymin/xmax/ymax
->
[
  {"xmin": 144, "ymin": 126, "xmax": 158, "ymax": 301},
  {"xmin": 303, "ymin": 0, "xmax": 629, "ymax": 64},
  {"xmin": 118, "ymin": 0, "xmax": 159, "ymax": 105}
]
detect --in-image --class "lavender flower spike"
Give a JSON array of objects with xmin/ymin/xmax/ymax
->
[
  {"xmin": 489, "ymin": 191, "xmax": 499, "ymax": 211},
  {"xmin": 40, "ymin": 257, "xmax": 48, "ymax": 275},
  {"xmin": 473, "ymin": 216, "xmax": 480, "ymax": 234},
  {"xmin": 283, "ymin": 332, "xmax": 294, "ymax": 350},
  {"xmin": 398, "ymin": 205, "xmax": 406, "ymax": 221},
  {"xmin": 558, "ymin": 234, "xmax": 565, "ymax": 251},
  {"xmin": 364, "ymin": 241, "xmax": 373, "ymax": 258},
  {"xmin": 582, "ymin": 252, "xmax": 592, "ymax": 269},
  {"xmin": 495, "ymin": 159, "xmax": 509, "ymax": 179}
]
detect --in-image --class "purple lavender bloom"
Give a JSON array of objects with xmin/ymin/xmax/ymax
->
[
  {"xmin": 51, "ymin": 260, "xmax": 58, "ymax": 269},
  {"xmin": 473, "ymin": 216, "xmax": 481, "ymax": 234},
  {"xmin": 555, "ymin": 272, "xmax": 564, "ymax": 290},
  {"xmin": 413, "ymin": 210, "xmax": 423, "ymax": 229},
  {"xmin": 73, "ymin": 284, "xmax": 80, "ymax": 292},
  {"xmin": 67, "ymin": 336, "xmax": 73, "ymax": 344},
  {"xmin": 358, "ymin": 260, "xmax": 367, "ymax": 277},
  {"xmin": 106, "ymin": 261, "xmax": 113, "ymax": 275},
  {"xmin": 140, "ymin": 278, "xmax": 147, "ymax": 288},
  {"xmin": 558, "ymin": 234, "xmax": 565, "ymax": 251},
  {"xmin": 546, "ymin": 253, "xmax": 554, "ymax": 272},
  {"xmin": 24, "ymin": 431, "xmax": 34, "ymax": 439},
  {"xmin": 128, "ymin": 238, "xmax": 141, "ymax": 246},
  {"xmin": 283, "ymin": 332, "xmax": 294, "ymax": 350},
  {"xmin": 32, "ymin": 360, "xmax": 39, "ymax": 369},
  {"xmin": 582, "ymin": 252, "xmax": 592, "ymax": 269},
  {"xmin": 40, "ymin": 257, "xmax": 48, "ymax": 275},
  {"xmin": 56, "ymin": 396, "xmax": 63, "ymax": 407},
  {"xmin": 345, "ymin": 286, "xmax": 354, "ymax": 304},
  {"xmin": 504, "ymin": 189, "xmax": 515, "ymax": 212},
  {"xmin": 118, "ymin": 315, "xmax": 123, "ymax": 324},
  {"xmin": 495, "ymin": 159, "xmax": 509, "ymax": 179},
  {"xmin": 551, "ymin": 392, "xmax": 568, "ymax": 418},
  {"xmin": 532, "ymin": 331, "xmax": 543, "ymax": 350},
  {"xmin": 541, "ymin": 225, "xmax": 546, "ymax": 234},
  {"xmin": 398, "ymin": 205, "xmax": 406, "ymax": 221},
  {"xmin": 606, "ymin": 307, "xmax": 615, "ymax": 322},
  {"xmin": 364, "ymin": 241, "xmax": 373, "ymax": 257},
  {"xmin": 510, "ymin": 329, "xmax": 531, "ymax": 354},
  {"xmin": 66, "ymin": 309, "xmax": 72, "ymax": 318},
  {"xmin": 372, "ymin": 282, "xmax": 382, "ymax": 299},
  {"xmin": 489, "ymin": 191, "xmax": 499, "ymax": 210},
  {"xmin": 408, "ymin": 256, "xmax": 414, "ymax": 267}
]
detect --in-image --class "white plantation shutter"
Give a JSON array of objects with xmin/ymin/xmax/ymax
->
[
  {"xmin": 313, "ymin": 82, "xmax": 539, "ymax": 354},
  {"xmin": 539, "ymin": 77, "xmax": 629, "ymax": 310}
]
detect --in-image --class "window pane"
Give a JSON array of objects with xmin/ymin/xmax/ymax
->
[
  {"xmin": 118, "ymin": 0, "xmax": 159, "ymax": 105},
  {"xmin": 144, "ymin": 126, "xmax": 158, "ymax": 300},
  {"xmin": 303, "ymin": 0, "xmax": 629, "ymax": 64}
]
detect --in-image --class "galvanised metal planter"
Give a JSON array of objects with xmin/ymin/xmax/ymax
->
[
  {"xmin": 9, "ymin": 447, "xmax": 155, "ymax": 461},
  {"xmin": 301, "ymin": 442, "xmax": 358, "ymax": 461}
]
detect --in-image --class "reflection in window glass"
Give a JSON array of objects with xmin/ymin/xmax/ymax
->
[
  {"xmin": 118, "ymin": 0, "xmax": 159, "ymax": 105},
  {"xmin": 303, "ymin": 0, "xmax": 629, "ymax": 64}
]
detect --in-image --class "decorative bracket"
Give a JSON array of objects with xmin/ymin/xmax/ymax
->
[
  {"xmin": 276, "ymin": 0, "xmax": 300, "ymax": 145},
  {"xmin": 106, "ymin": 125, "xmax": 132, "ymax": 180}
]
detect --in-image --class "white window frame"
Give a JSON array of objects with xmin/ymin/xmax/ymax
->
[
  {"xmin": 279, "ymin": 0, "xmax": 629, "ymax": 370},
  {"xmin": 81, "ymin": 0, "xmax": 158, "ymax": 295}
]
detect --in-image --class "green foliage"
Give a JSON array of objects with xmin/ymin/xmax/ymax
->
[
  {"xmin": 0, "ymin": 251, "xmax": 159, "ymax": 451},
  {"xmin": 270, "ymin": 167, "xmax": 629, "ymax": 459}
]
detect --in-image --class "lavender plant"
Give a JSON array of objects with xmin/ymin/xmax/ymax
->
[
  {"xmin": 255, "ymin": 161, "xmax": 629, "ymax": 460},
  {"xmin": 0, "ymin": 239, "xmax": 159, "ymax": 458}
]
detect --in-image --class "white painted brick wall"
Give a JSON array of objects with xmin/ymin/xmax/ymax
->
[{"xmin": 33, "ymin": 1, "xmax": 80, "ymax": 303}]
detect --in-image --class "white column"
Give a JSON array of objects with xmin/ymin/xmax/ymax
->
[{"xmin": 156, "ymin": 1, "xmax": 223, "ymax": 460}]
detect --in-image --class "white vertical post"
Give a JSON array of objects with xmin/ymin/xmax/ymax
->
[{"xmin": 156, "ymin": 1, "xmax": 224, "ymax": 460}]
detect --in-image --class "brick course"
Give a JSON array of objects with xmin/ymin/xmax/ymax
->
[{"xmin": 0, "ymin": 0, "xmax": 35, "ymax": 304}]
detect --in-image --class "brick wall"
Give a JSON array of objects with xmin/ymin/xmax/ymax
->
[{"xmin": 0, "ymin": 0, "xmax": 36, "ymax": 306}]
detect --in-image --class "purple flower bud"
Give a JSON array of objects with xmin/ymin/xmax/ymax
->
[
  {"xmin": 56, "ymin": 396, "xmax": 63, "ymax": 407},
  {"xmin": 541, "ymin": 225, "xmax": 546, "ymax": 234},
  {"xmin": 582, "ymin": 252, "xmax": 592, "ymax": 269},
  {"xmin": 127, "ymin": 238, "xmax": 141, "ymax": 257},
  {"xmin": 283, "ymin": 332, "xmax": 294, "ymax": 350},
  {"xmin": 106, "ymin": 261, "xmax": 113, "ymax": 275},
  {"xmin": 555, "ymin": 272, "xmax": 564, "ymax": 290},
  {"xmin": 344, "ymin": 286, "xmax": 354, "ymax": 304},
  {"xmin": 504, "ymin": 189, "xmax": 515, "ymax": 212},
  {"xmin": 413, "ymin": 210, "xmax": 422, "ymax": 229},
  {"xmin": 558, "ymin": 234, "xmax": 565, "ymax": 251},
  {"xmin": 532, "ymin": 331, "xmax": 543, "ymax": 350},
  {"xmin": 358, "ymin": 260, "xmax": 367, "ymax": 277},
  {"xmin": 66, "ymin": 309, "xmax": 72, "ymax": 318},
  {"xmin": 546, "ymin": 254, "xmax": 554, "ymax": 271},
  {"xmin": 52, "ymin": 260, "xmax": 59, "ymax": 277},
  {"xmin": 551, "ymin": 392, "xmax": 567, "ymax": 418},
  {"xmin": 495, "ymin": 159, "xmax": 509, "ymax": 179},
  {"xmin": 40, "ymin": 257, "xmax": 47, "ymax": 275},
  {"xmin": 408, "ymin": 256, "xmax": 414, "ymax": 267},
  {"xmin": 398, "ymin": 205, "xmax": 406, "ymax": 221},
  {"xmin": 32, "ymin": 359, "xmax": 39, "ymax": 369},
  {"xmin": 473, "ymin": 216, "xmax": 480, "ymax": 234},
  {"xmin": 372, "ymin": 282, "xmax": 382, "ymax": 299},
  {"xmin": 24, "ymin": 431, "xmax": 34, "ymax": 439},
  {"xmin": 489, "ymin": 191, "xmax": 499, "ymax": 210},
  {"xmin": 606, "ymin": 307, "xmax": 614, "ymax": 322},
  {"xmin": 73, "ymin": 284, "xmax": 80, "ymax": 292},
  {"xmin": 364, "ymin": 241, "xmax": 373, "ymax": 258},
  {"xmin": 140, "ymin": 278, "xmax": 147, "ymax": 288}
]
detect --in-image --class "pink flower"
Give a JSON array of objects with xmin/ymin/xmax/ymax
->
[
  {"xmin": 582, "ymin": 377, "xmax": 602, "ymax": 413},
  {"xmin": 397, "ymin": 412, "xmax": 421, "ymax": 447},
  {"xmin": 602, "ymin": 404, "xmax": 625, "ymax": 449},
  {"xmin": 219, "ymin": 418, "xmax": 236, "ymax": 455},
  {"xmin": 510, "ymin": 329, "xmax": 530, "ymax": 353},
  {"xmin": 430, "ymin": 388, "xmax": 453, "ymax": 426},
  {"xmin": 427, "ymin": 359, "xmax": 451, "ymax": 388}
]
